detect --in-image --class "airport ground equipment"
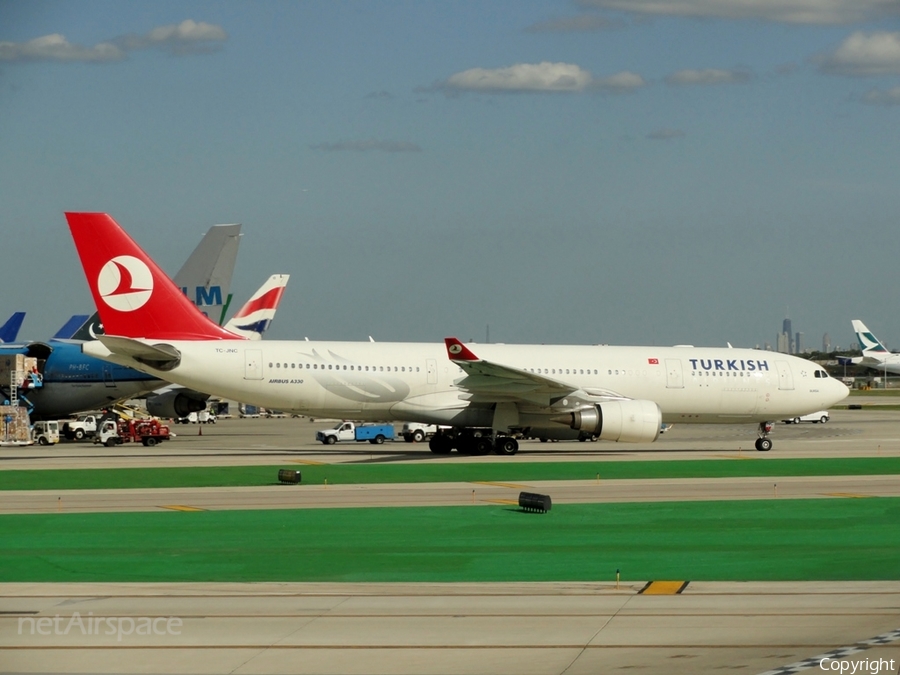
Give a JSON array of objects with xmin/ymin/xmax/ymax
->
[
  {"xmin": 31, "ymin": 420, "xmax": 59, "ymax": 445},
  {"xmin": 402, "ymin": 422, "xmax": 439, "ymax": 443},
  {"xmin": 277, "ymin": 469, "xmax": 302, "ymax": 484},
  {"xmin": 61, "ymin": 413, "xmax": 102, "ymax": 440},
  {"xmin": 94, "ymin": 418, "xmax": 172, "ymax": 447},
  {"xmin": 518, "ymin": 492, "xmax": 552, "ymax": 513},
  {"xmin": 316, "ymin": 421, "xmax": 394, "ymax": 445}
]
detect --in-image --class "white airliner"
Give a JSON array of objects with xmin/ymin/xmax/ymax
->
[
  {"xmin": 65, "ymin": 213, "xmax": 848, "ymax": 454},
  {"xmin": 847, "ymin": 320, "xmax": 900, "ymax": 375}
]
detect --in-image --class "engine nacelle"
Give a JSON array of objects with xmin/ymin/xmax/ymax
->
[
  {"xmin": 560, "ymin": 400, "xmax": 661, "ymax": 443},
  {"xmin": 146, "ymin": 389, "xmax": 209, "ymax": 419}
]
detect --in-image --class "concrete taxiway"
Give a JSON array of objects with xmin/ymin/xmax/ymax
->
[
  {"xmin": 2, "ymin": 582, "xmax": 899, "ymax": 674},
  {"xmin": 2, "ymin": 405, "xmax": 900, "ymax": 674}
]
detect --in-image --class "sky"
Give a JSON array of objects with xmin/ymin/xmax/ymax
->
[{"xmin": 2, "ymin": 0, "xmax": 900, "ymax": 351}]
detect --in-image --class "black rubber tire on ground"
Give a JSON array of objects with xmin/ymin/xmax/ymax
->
[
  {"xmin": 105, "ymin": 437, "xmax": 117, "ymax": 447},
  {"xmin": 755, "ymin": 438, "xmax": 772, "ymax": 452},
  {"xmin": 144, "ymin": 437, "xmax": 157, "ymax": 447},
  {"xmin": 404, "ymin": 434, "xmax": 414, "ymax": 443},
  {"xmin": 38, "ymin": 437, "xmax": 49, "ymax": 446},
  {"xmin": 429, "ymin": 434, "xmax": 453, "ymax": 454},
  {"xmin": 373, "ymin": 435, "xmax": 385, "ymax": 444},
  {"xmin": 820, "ymin": 416, "xmax": 828, "ymax": 423},
  {"xmin": 74, "ymin": 429, "xmax": 85, "ymax": 440},
  {"xmin": 324, "ymin": 435, "xmax": 336, "ymax": 445},
  {"xmin": 793, "ymin": 417, "xmax": 801, "ymax": 425},
  {"xmin": 471, "ymin": 437, "xmax": 493, "ymax": 456},
  {"xmin": 495, "ymin": 437, "xmax": 518, "ymax": 455},
  {"xmin": 412, "ymin": 430, "xmax": 425, "ymax": 443}
]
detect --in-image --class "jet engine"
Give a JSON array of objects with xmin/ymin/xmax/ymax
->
[
  {"xmin": 146, "ymin": 389, "xmax": 209, "ymax": 419},
  {"xmin": 553, "ymin": 400, "xmax": 662, "ymax": 443}
]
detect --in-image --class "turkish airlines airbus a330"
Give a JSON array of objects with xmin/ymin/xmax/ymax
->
[{"xmin": 65, "ymin": 212, "xmax": 848, "ymax": 455}]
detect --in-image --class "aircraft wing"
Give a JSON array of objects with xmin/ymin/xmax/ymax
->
[{"xmin": 443, "ymin": 337, "xmax": 624, "ymax": 407}]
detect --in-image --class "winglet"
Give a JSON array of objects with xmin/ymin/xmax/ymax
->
[{"xmin": 444, "ymin": 337, "xmax": 480, "ymax": 362}]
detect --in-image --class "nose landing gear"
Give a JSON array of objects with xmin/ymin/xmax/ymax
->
[{"xmin": 755, "ymin": 422, "xmax": 773, "ymax": 452}]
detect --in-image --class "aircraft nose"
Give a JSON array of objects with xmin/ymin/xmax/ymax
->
[{"xmin": 831, "ymin": 378, "xmax": 850, "ymax": 405}]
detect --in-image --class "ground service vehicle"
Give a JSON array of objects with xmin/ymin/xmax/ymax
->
[
  {"xmin": 95, "ymin": 418, "xmax": 172, "ymax": 447},
  {"xmin": 32, "ymin": 420, "xmax": 60, "ymax": 445},
  {"xmin": 401, "ymin": 422, "xmax": 438, "ymax": 443},
  {"xmin": 782, "ymin": 411, "xmax": 829, "ymax": 424},
  {"xmin": 316, "ymin": 422, "xmax": 394, "ymax": 445},
  {"xmin": 62, "ymin": 414, "xmax": 101, "ymax": 440}
]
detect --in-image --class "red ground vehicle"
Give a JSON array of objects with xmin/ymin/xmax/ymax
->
[{"xmin": 95, "ymin": 418, "xmax": 172, "ymax": 447}]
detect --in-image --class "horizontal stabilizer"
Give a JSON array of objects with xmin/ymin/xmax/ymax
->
[{"xmin": 99, "ymin": 335, "xmax": 182, "ymax": 371}]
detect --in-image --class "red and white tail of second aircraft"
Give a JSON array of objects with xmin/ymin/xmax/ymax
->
[{"xmin": 65, "ymin": 212, "xmax": 848, "ymax": 455}]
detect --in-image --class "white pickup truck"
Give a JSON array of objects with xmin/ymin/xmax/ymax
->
[
  {"xmin": 316, "ymin": 422, "xmax": 395, "ymax": 445},
  {"xmin": 62, "ymin": 414, "xmax": 101, "ymax": 440},
  {"xmin": 401, "ymin": 422, "xmax": 439, "ymax": 443}
]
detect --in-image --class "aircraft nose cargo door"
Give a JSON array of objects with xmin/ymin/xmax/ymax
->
[{"xmin": 244, "ymin": 349, "xmax": 263, "ymax": 380}]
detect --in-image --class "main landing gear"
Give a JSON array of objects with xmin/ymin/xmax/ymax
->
[
  {"xmin": 755, "ymin": 422, "xmax": 773, "ymax": 452},
  {"xmin": 428, "ymin": 431, "xmax": 519, "ymax": 456}
]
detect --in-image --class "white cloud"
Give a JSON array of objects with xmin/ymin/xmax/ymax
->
[
  {"xmin": 444, "ymin": 62, "xmax": 594, "ymax": 93},
  {"xmin": 310, "ymin": 140, "xmax": 422, "ymax": 153},
  {"xmin": 666, "ymin": 68, "xmax": 752, "ymax": 85},
  {"xmin": 820, "ymin": 31, "xmax": 900, "ymax": 76},
  {"xmin": 647, "ymin": 128, "xmax": 686, "ymax": 140},
  {"xmin": 0, "ymin": 33, "xmax": 124, "ymax": 62},
  {"xmin": 594, "ymin": 70, "xmax": 647, "ymax": 91},
  {"xmin": 577, "ymin": 0, "xmax": 899, "ymax": 25},
  {"xmin": 861, "ymin": 86, "xmax": 900, "ymax": 105},
  {"xmin": 117, "ymin": 20, "xmax": 228, "ymax": 55},
  {"xmin": 437, "ymin": 62, "xmax": 644, "ymax": 94},
  {"xmin": 0, "ymin": 20, "xmax": 227, "ymax": 63},
  {"xmin": 525, "ymin": 15, "xmax": 623, "ymax": 33}
]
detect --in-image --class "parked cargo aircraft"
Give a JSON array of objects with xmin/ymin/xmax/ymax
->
[
  {"xmin": 846, "ymin": 320, "xmax": 900, "ymax": 375},
  {"xmin": 66, "ymin": 212, "xmax": 848, "ymax": 454}
]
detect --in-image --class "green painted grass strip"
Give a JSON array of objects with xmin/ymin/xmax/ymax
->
[
  {"xmin": 3, "ymin": 457, "xmax": 900, "ymax": 491},
  {"xmin": 3, "ymin": 498, "xmax": 899, "ymax": 583}
]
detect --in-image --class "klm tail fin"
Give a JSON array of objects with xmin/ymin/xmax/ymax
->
[
  {"xmin": 0, "ymin": 312, "xmax": 25, "ymax": 343},
  {"xmin": 851, "ymin": 320, "xmax": 889, "ymax": 356},
  {"xmin": 65, "ymin": 213, "xmax": 241, "ymax": 341},
  {"xmin": 172, "ymin": 223, "xmax": 241, "ymax": 326},
  {"xmin": 223, "ymin": 274, "xmax": 289, "ymax": 340}
]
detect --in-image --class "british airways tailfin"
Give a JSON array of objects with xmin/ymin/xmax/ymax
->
[
  {"xmin": 65, "ymin": 213, "xmax": 241, "ymax": 341},
  {"xmin": 223, "ymin": 274, "xmax": 289, "ymax": 340},
  {"xmin": 852, "ymin": 320, "xmax": 889, "ymax": 357}
]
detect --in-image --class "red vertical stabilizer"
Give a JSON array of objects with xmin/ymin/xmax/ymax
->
[{"xmin": 65, "ymin": 212, "xmax": 243, "ymax": 341}]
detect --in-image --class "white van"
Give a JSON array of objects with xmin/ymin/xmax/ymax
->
[{"xmin": 782, "ymin": 411, "xmax": 829, "ymax": 424}]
